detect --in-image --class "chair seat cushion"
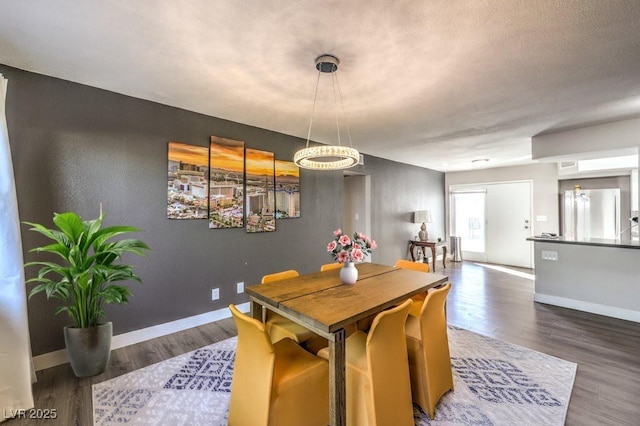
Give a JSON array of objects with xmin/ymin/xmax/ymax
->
[
  {"xmin": 317, "ymin": 331, "xmax": 369, "ymax": 374},
  {"xmin": 266, "ymin": 312, "xmax": 317, "ymax": 343},
  {"xmin": 270, "ymin": 338, "xmax": 330, "ymax": 426},
  {"xmin": 405, "ymin": 314, "xmax": 423, "ymax": 354},
  {"xmin": 273, "ymin": 338, "xmax": 328, "ymax": 395},
  {"xmin": 409, "ymin": 293, "xmax": 427, "ymax": 317},
  {"xmin": 405, "ymin": 314, "xmax": 420, "ymax": 339}
]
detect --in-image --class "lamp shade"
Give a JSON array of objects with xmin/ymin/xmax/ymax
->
[{"xmin": 413, "ymin": 210, "xmax": 433, "ymax": 224}]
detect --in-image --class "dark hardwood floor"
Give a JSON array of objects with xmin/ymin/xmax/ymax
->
[{"xmin": 7, "ymin": 261, "xmax": 640, "ymax": 425}]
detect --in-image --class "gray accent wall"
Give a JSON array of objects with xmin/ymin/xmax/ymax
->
[
  {"xmin": 362, "ymin": 156, "xmax": 445, "ymax": 263},
  {"xmin": 2, "ymin": 65, "xmax": 444, "ymax": 355}
]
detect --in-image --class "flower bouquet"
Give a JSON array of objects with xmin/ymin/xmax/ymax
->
[
  {"xmin": 327, "ymin": 229, "xmax": 377, "ymax": 263},
  {"xmin": 327, "ymin": 229, "xmax": 377, "ymax": 284}
]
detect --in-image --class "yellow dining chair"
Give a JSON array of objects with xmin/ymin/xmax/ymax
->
[
  {"xmin": 405, "ymin": 282, "xmax": 453, "ymax": 419},
  {"xmin": 320, "ymin": 262, "xmax": 342, "ymax": 272},
  {"xmin": 318, "ymin": 299, "xmax": 414, "ymax": 426},
  {"xmin": 394, "ymin": 258, "xmax": 430, "ymax": 273},
  {"xmin": 262, "ymin": 269, "xmax": 300, "ymax": 283},
  {"xmin": 261, "ymin": 270, "xmax": 318, "ymax": 345},
  {"xmin": 394, "ymin": 259, "xmax": 430, "ymax": 318},
  {"xmin": 228, "ymin": 304, "xmax": 329, "ymax": 426}
]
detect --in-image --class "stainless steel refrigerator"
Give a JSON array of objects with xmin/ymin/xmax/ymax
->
[{"xmin": 562, "ymin": 188, "xmax": 620, "ymax": 239}]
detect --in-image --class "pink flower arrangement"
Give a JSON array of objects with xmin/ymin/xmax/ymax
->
[{"xmin": 327, "ymin": 229, "xmax": 377, "ymax": 263}]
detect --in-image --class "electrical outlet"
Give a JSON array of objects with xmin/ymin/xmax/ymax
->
[
  {"xmin": 237, "ymin": 282, "xmax": 244, "ymax": 293},
  {"xmin": 541, "ymin": 250, "xmax": 558, "ymax": 261},
  {"xmin": 211, "ymin": 288, "xmax": 220, "ymax": 300}
]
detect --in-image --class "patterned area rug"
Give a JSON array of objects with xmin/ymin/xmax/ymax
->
[{"xmin": 93, "ymin": 327, "xmax": 576, "ymax": 425}]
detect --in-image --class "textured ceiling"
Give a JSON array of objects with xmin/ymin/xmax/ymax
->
[{"xmin": 2, "ymin": 0, "xmax": 640, "ymax": 171}]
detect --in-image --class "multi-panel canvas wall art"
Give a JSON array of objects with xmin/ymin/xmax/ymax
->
[
  {"xmin": 209, "ymin": 136, "xmax": 245, "ymax": 229},
  {"xmin": 245, "ymin": 148, "xmax": 276, "ymax": 233},
  {"xmin": 167, "ymin": 136, "xmax": 300, "ymax": 230},
  {"xmin": 167, "ymin": 142, "xmax": 209, "ymax": 219},
  {"xmin": 274, "ymin": 160, "xmax": 300, "ymax": 219}
]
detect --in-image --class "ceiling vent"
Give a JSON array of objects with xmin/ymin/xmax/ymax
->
[{"xmin": 559, "ymin": 161, "xmax": 577, "ymax": 169}]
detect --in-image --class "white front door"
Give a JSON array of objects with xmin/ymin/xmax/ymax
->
[{"xmin": 485, "ymin": 181, "xmax": 533, "ymax": 268}]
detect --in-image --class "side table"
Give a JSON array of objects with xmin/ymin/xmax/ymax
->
[{"xmin": 408, "ymin": 240, "xmax": 447, "ymax": 272}]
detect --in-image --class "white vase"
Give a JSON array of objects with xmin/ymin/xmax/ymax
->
[{"xmin": 340, "ymin": 262, "xmax": 358, "ymax": 285}]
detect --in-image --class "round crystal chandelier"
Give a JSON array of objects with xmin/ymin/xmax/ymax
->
[{"xmin": 293, "ymin": 55, "xmax": 360, "ymax": 171}]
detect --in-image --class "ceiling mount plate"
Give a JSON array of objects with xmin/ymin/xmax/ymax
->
[{"xmin": 315, "ymin": 54, "xmax": 339, "ymax": 73}]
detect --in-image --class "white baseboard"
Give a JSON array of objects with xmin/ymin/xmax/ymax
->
[
  {"xmin": 32, "ymin": 302, "xmax": 250, "ymax": 372},
  {"xmin": 534, "ymin": 293, "xmax": 640, "ymax": 323}
]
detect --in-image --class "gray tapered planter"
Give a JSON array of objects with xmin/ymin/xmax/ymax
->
[{"xmin": 64, "ymin": 322, "xmax": 112, "ymax": 377}]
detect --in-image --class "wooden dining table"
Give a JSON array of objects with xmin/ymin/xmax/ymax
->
[{"xmin": 245, "ymin": 262, "xmax": 449, "ymax": 426}]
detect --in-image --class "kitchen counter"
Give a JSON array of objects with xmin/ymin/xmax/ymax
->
[
  {"xmin": 529, "ymin": 237, "xmax": 640, "ymax": 323},
  {"xmin": 527, "ymin": 236, "xmax": 640, "ymax": 249}
]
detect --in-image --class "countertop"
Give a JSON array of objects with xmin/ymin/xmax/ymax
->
[{"xmin": 527, "ymin": 236, "xmax": 640, "ymax": 249}]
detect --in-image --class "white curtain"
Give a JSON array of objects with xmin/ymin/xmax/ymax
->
[{"xmin": 0, "ymin": 74, "xmax": 35, "ymax": 421}]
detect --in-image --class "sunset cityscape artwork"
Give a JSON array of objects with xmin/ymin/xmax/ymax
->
[
  {"xmin": 209, "ymin": 136, "xmax": 245, "ymax": 229},
  {"xmin": 167, "ymin": 141, "xmax": 209, "ymax": 220}
]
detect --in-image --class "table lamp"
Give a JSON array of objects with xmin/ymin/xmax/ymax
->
[{"xmin": 413, "ymin": 210, "xmax": 433, "ymax": 241}]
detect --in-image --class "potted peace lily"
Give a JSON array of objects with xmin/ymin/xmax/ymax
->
[
  {"xmin": 24, "ymin": 208, "xmax": 149, "ymax": 377},
  {"xmin": 327, "ymin": 229, "xmax": 377, "ymax": 284}
]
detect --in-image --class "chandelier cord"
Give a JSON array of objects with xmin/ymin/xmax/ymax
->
[
  {"xmin": 332, "ymin": 71, "xmax": 342, "ymax": 147},
  {"xmin": 334, "ymin": 68, "xmax": 354, "ymax": 149},
  {"xmin": 304, "ymin": 69, "xmax": 322, "ymax": 149}
]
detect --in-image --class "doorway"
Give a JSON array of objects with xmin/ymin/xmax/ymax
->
[
  {"xmin": 343, "ymin": 174, "xmax": 371, "ymax": 259},
  {"xmin": 450, "ymin": 181, "xmax": 533, "ymax": 268}
]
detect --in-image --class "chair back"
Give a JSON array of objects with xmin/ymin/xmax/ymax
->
[
  {"xmin": 366, "ymin": 299, "xmax": 414, "ymax": 426},
  {"xmin": 261, "ymin": 269, "xmax": 299, "ymax": 284},
  {"xmin": 228, "ymin": 304, "xmax": 275, "ymax": 426},
  {"xmin": 418, "ymin": 282, "xmax": 453, "ymax": 412},
  {"xmin": 320, "ymin": 262, "xmax": 342, "ymax": 272},
  {"xmin": 395, "ymin": 258, "xmax": 430, "ymax": 273},
  {"xmin": 418, "ymin": 282, "xmax": 450, "ymax": 340}
]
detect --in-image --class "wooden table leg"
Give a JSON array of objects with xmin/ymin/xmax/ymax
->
[
  {"xmin": 329, "ymin": 328, "xmax": 346, "ymax": 426},
  {"xmin": 431, "ymin": 245, "xmax": 437, "ymax": 271},
  {"xmin": 249, "ymin": 299, "xmax": 262, "ymax": 321},
  {"xmin": 409, "ymin": 242, "xmax": 416, "ymax": 261}
]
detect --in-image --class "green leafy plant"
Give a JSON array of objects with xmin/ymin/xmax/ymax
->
[{"xmin": 24, "ymin": 209, "xmax": 150, "ymax": 328}]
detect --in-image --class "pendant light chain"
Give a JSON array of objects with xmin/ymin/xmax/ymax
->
[
  {"xmin": 304, "ymin": 70, "xmax": 322, "ymax": 149},
  {"xmin": 332, "ymin": 71, "xmax": 342, "ymax": 147},
  {"xmin": 333, "ymin": 68, "xmax": 354, "ymax": 149}
]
